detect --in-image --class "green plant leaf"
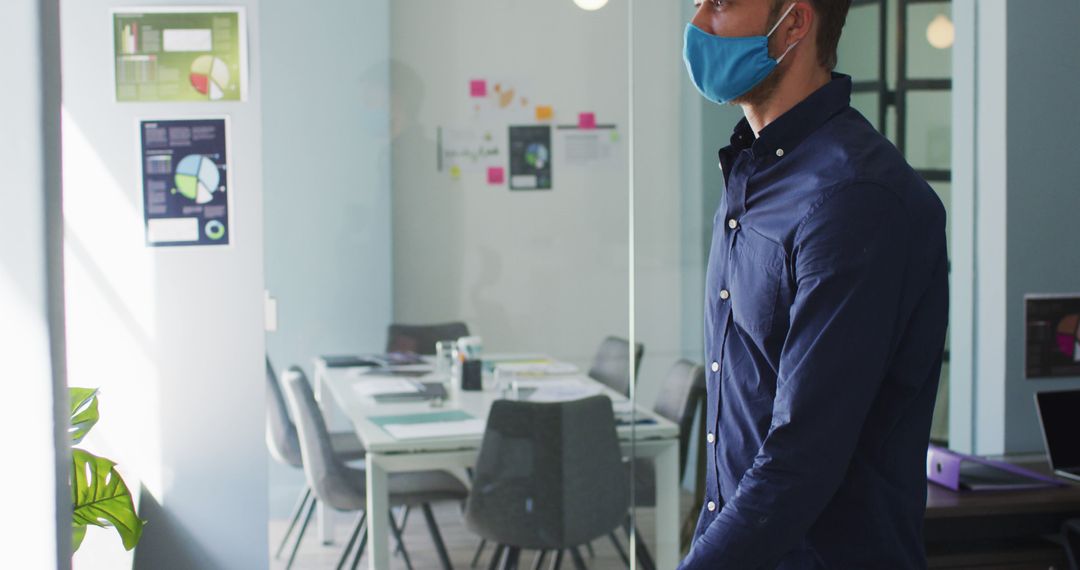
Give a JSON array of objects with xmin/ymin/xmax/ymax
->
[
  {"xmin": 71, "ymin": 448, "xmax": 143, "ymax": 551},
  {"xmin": 68, "ymin": 387, "xmax": 99, "ymax": 445},
  {"xmin": 72, "ymin": 523, "xmax": 86, "ymax": 552}
]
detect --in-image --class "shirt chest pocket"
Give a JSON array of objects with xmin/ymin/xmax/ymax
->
[{"xmin": 729, "ymin": 228, "xmax": 786, "ymax": 335}]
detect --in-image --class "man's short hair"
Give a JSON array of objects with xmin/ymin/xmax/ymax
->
[{"xmin": 773, "ymin": 0, "xmax": 853, "ymax": 70}]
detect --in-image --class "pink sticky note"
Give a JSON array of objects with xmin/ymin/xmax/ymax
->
[
  {"xmin": 470, "ymin": 79, "xmax": 488, "ymax": 98},
  {"xmin": 578, "ymin": 112, "xmax": 597, "ymax": 129},
  {"xmin": 487, "ymin": 167, "xmax": 505, "ymax": 185}
]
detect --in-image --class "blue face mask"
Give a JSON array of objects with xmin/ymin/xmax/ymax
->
[{"xmin": 683, "ymin": 3, "xmax": 800, "ymax": 105}]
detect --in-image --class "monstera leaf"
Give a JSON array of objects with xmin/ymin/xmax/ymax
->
[
  {"xmin": 70, "ymin": 448, "xmax": 143, "ymax": 551},
  {"xmin": 68, "ymin": 387, "xmax": 99, "ymax": 445}
]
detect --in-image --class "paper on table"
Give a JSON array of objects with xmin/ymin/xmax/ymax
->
[
  {"xmin": 496, "ymin": 361, "xmax": 579, "ymax": 376},
  {"xmin": 525, "ymin": 379, "xmax": 602, "ymax": 402},
  {"xmin": 382, "ymin": 419, "xmax": 487, "ymax": 440},
  {"xmin": 351, "ymin": 378, "xmax": 421, "ymax": 398}
]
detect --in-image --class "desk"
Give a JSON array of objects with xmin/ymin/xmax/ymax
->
[
  {"xmin": 314, "ymin": 358, "xmax": 682, "ymax": 570},
  {"xmin": 925, "ymin": 461, "xmax": 1080, "ymax": 568}
]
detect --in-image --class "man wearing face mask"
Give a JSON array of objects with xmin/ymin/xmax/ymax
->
[{"xmin": 679, "ymin": 1, "xmax": 948, "ymax": 569}]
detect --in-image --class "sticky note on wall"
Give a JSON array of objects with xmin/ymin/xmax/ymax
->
[
  {"xmin": 578, "ymin": 112, "xmax": 596, "ymax": 129},
  {"xmin": 487, "ymin": 167, "xmax": 505, "ymax": 185},
  {"xmin": 470, "ymin": 79, "xmax": 487, "ymax": 98},
  {"xmin": 535, "ymin": 105, "xmax": 553, "ymax": 121}
]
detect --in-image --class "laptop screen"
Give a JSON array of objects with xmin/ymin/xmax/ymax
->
[{"xmin": 1036, "ymin": 389, "xmax": 1080, "ymax": 470}]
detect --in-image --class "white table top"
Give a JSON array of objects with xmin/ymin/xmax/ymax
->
[{"xmin": 317, "ymin": 360, "xmax": 679, "ymax": 455}]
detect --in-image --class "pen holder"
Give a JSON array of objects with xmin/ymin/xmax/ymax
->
[{"xmin": 461, "ymin": 359, "xmax": 483, "ymax": 391}]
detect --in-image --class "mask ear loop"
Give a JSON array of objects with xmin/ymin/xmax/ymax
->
[{"xmin": 767, "ymin": 3, "xmax": 801, "ymax": 63}]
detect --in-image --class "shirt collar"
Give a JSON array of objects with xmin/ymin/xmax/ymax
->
[{"xmin": 722, "ymin": 73, "xmax": 853, "ymax": 161}]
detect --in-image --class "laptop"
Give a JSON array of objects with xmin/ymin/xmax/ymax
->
[{"xmin": 1035, "ymin": 389, "xmax": 1080, "ymax": 482}]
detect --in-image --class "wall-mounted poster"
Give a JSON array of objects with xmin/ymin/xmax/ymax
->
[
  {"xmin": 140, "ymin": 118, "xmax": 231, "ymax": 247},
  {"xmin": 113, "ymin": 8, "xmax": 247, "ymax": 102},
  {"xmin": 508, "ymin": 125, "xmax": 552, "ymax": 190},
  {"xmin": 1026, "ymin": 294, "xmax": 1080, "ymax": 378}
]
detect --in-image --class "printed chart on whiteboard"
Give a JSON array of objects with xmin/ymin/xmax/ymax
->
[
  {"xmin": 140, "ymin": 119, "xmax": 230, "ymax": 247},
  {"xmin": 113, "ymin": 9, "xmax": 246, "ymax": 102}
]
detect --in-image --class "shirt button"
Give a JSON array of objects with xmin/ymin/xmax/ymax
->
[
  {"xmin": 707, "ymin": 432, "xmax": 716, "ymax": 444},
  {"xmin": 707, "ymin": 501, "xmax": 717, "ymax": 512},
  {"xmin": 720, "ymin": 289, "xmax": 730, "ymax": 301},
  {"xmin": 776, "ymin": 148, "xmax": 785, "ymax": 157},
  {"xmin": 727, "ymin": 218, "xmax": 738, "ymax": 230},
  {"xmin": 711, "ymin": 361, "xmax": 719, "ymax": 372}
]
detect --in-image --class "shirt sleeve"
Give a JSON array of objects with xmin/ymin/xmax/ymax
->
[{"xmin": 679, "ymin": 182, "xmax": 912, "ymax": 569}]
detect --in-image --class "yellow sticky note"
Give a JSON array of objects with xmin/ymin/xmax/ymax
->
[
  {"xmin": 450, "ymin": 165, "xmax": 462, "ymax": 180},
  {"xmin": 535, "ymin": 105, "xmax": 554, "ymax": 121}
]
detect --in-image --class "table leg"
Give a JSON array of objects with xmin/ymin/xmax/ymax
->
[
  {"xmin": 366, "ymin": 455, "xmax": 391, "ymax": 570},
  {"xmin": 314, "ymin": 363, "xmax": 333, "ymax": 544},
  {"xmin": 654, "ymin": 440, "xmax": 680, "ymax": 568}
]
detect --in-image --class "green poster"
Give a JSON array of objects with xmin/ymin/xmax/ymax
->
[{"xmin": 113, "ymin": 8, "xmax": 247, "ymax": 102}]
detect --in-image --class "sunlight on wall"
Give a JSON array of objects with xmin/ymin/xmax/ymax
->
[{"xmin": 61, "ymin": 106, "xmax": 164, "ymax": 506}]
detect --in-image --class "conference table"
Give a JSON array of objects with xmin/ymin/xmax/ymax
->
[{"xmin": 313, "ymin": 356, "xmax": 682, "ymax": 570}]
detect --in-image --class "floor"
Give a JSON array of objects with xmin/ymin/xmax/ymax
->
[{"xmin": 269, "ymin": 491, "xmax": 696, "ymax": 569}]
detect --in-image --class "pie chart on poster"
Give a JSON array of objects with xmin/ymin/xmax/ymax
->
[
  {"xmin": 1056, "ymin": 314, "xmax": 1080, "ymax": 362},
  {"xmin": 189, "ymin": 55, "xmax": 230, "ymax": 100},
  {"xmin": 173, "ymin": 154, "xmax": 221, "ymax": 205}
]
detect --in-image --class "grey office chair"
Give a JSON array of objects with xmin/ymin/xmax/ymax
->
[
  {"xmin": 587, "ymin": 336, "xmax": 645, "ymax": 398},
  {"xmin": 266, "ymin": 357, "xmax": 367, "ymax": 567},
  {"xmin": 619, "ymin": 359, "xmax": 707, "ymax": 570},
  {"xmin": 386, "ymin": 322, "xmax": 470, "ymax": 355},
  {"xmin": 1064, "ymin": 518, "xmax": 1080, "ymax": 570},
  {"xmin": 465, "ymin": 395, "xmax": 630, "ymax": 570},
  {"xmin": 281, "ymin": 366, "xmax": 469, "ymax": 570}
]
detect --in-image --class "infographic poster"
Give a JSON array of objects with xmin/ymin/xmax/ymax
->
[
  {"xmin": 113, "ymin": 8, "xmax": 247, "ymax": 102},
  {"xmin": 1025, "ymin": 294, "xmax": 1080, "ymax": 378},
  {"xmin": 508, "ymin": 126, "xmax": 552, "ymax": 190},
  {"xmin": 140, "ymin": 119, "xmax": 231, "ymax": 247}
]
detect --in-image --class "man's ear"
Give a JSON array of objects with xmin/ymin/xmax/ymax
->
[{"xmin": 783, "ymin": 2, "xmax": 815, "ymax": 47}]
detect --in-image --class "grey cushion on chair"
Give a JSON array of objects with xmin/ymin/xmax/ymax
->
[
  {"xmin": 631, "ymin": 359, "xmax": 706, "ymax": 507},
  {"xmin": 465, "ymin": 395, "xmax": 630, "ymax": 551},
  {"xmin": 587, "ymin": 336, "xmax": 645, "ymax": 398},
  {"xmin": 386, "ymin": 322, "xmax": 470, "ymax": 355},
  {"xmin": 266, "ymin": 357, "xmax": 366, "ymax": 465},
  {"xmin": 281, "ymin": 366, "xmax": 468, "ymax": 513}
]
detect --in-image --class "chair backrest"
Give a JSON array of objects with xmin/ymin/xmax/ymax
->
[
  {"xmin": 652, "ymin": 359, "xmax": 706, "ymax": 479},
  {"xmin": 587, "ymin": 336, "xmax": 645, "ymax": 398},
  {"xmin": 465, "ymin": 395, "xmax": 629, "ymax": 550},
  {"xmin": 280, "ymin": 366, "xmax": 357, "ymax": 510},
  {"xmin": 265, "ymin": 357, "xmax": 302, "ymax": 468},
  {"xmin": 385, "ymin": 322, "xmax": 470, "ymax": 355}
]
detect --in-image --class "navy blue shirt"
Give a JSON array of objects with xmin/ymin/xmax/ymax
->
[{"xmin": 680, "ymin": 75, "xmax": 948, "ymax": 569}]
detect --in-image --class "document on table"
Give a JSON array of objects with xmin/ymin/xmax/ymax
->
[
  {"xmin": 522, "ymin": 379, "xmax": 603, "ymax": 402},
  {"xmin": 495, "ymin": 361, "xmax": 579, "ymax": 377},
  {"xmin": 371, "ymin": 410, "xmax": 485, "ymax": 440},
  {"xmin": 350, "ymin": 378, "xmax": 421, "ymax": 398}
]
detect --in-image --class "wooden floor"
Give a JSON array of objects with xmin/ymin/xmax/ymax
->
[{"xmin": 269, "ymin": 491, "xmax": 696, "ymax": 570}]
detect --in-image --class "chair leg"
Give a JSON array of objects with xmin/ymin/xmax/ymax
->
[
  {"xmin": 569, "ymin": 547, "xmax": 587, "ymax": 570},
  {"xmin": 471, "ymin": 539, "xmax": 488, "ymax": 568},
  {"xmin": 350, "ymin": 522, "xmax": 369, "ymax": 570},
  {"xmin": 285, "ymin": 497, "xmax": 317, "ymax": 570},
  {"xmin": 276, "ymin": 486, "xmax": 312, "ymax": 559},
  {"xmin": 585, "ymin": 542, "xmax": 595, "ymax": 558},
  {"xmin": 502, "ymin": 547, "xmax": 521, "ymax": 570},
  {"xmin": 488, "ymin": 544, "xmax": 507, "ymax": 570},
  {"xmin": 394, "ymin": 506, "xmax": 412, "ymax": 556},
  {"xmin": 608, "ymin": 531, "xmax": 630, "ymax": 567},
  {"xmin": 531, "ymin": 550, "xmax": 548, "ymax": 570},
  {"xmin": 335, "ymin": 511, "xmax": 367, "ymax": 570},
  {"xmin": 422, "ymin": 503, "xmax": 455, "ymax": 570},
  {"xmin": 388, "ymin": 510, "xmax": 415, "ymax": 570},
  {"xmin": 549, "ymin": 550, "xmax": 564, "ymax": 570}
]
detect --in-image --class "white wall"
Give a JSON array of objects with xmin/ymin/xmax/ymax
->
[
  {"xmin": 390, "ymin": 0, "xmax": 632, "ymax": 374},
  {"xmin": 261, "ymin": 0, "xmax": 392, "ymax": 517},
  {"xmin": 1, "ymin": 0, "xmax": 69, "ymax": 567},
  {"xmin": 61, "ymin": 1, "xmax": 268, "ymax": 567}
]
